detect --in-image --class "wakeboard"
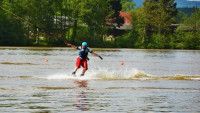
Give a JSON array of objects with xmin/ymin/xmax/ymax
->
[{"xmin": 67, "ymin": 74, "xmax": 84, "ymax": 77}]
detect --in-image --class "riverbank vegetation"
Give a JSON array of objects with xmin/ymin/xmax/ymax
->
[{"xmin": 0, "ymin": 0, "xmax": 199, "ymax": 49}]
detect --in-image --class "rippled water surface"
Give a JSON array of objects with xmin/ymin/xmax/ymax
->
[{"xmin": 0, "ymin": 47, "xmax": 200, "ymax": 113}]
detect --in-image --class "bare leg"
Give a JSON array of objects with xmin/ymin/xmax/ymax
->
[
  {"xmin": 74, "ymin": 66, "xmax": 79, "ymax": 73},
  {"xmin": 81, "ymin": 68, "xmax": 87, "ymax": 75}
]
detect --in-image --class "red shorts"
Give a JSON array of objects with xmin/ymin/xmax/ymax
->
[{"xmin": 76, "ymin": 57, "xmax": 88, "ymax": 69}]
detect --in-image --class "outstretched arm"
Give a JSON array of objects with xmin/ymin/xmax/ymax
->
[
  {"xmin": 64, "ymin": 42, "xmax": 78, "ymax": 49},
  {"xmin": 92, "ymin": 51, "xmax": 103, "ymax": 60}
]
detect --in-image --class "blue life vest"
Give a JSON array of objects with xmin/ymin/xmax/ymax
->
[{"xmin": 77, "ymin": 46, "xmax": 92, "ymax": 59}]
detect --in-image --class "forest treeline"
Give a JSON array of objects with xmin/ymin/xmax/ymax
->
[{"xmin": 0, "ymin": 0, "xmax": 200, "ymax": 49}]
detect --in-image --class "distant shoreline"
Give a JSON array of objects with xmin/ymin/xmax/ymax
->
[
  {"xmin": 1, "ymin": 46, "xmax": 200, "ymax": 50},
  {"xmin": 133, "ymin": 0, "xmax": 200, "ymax": 8}
]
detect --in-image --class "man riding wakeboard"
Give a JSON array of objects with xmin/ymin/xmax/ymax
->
[{"xmin": 65, "ymin": 42, "xmax": 103, "ymax": 76}]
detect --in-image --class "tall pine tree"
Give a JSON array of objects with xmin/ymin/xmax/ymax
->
[{"xmin": 143, "ymin": 0, "xmax": 177, "ymax": 34}]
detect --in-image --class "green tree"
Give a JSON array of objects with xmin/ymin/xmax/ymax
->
[
  {"xmin": 175, "ymin": 11, "xmax": 188, "ymax": 24},
  {"xmin": 64, "ymin": 0, "xmax": 111, "ymax": 45},
  {"xmin": 107, "ymin": 0, "xmax": 124, "ymax": 27},
  {"xmin": 143, "ymin": 0, "xmax": 177, "ymax": 34},
  {"xmin": 0, "ymin": 0, "xmax": 27, "ymax": 46},
  {"xmin": 80, "ymin": 0, "xmax": 110, "ymax": 44},
  {"xmin": 130, "ymin": 0, "xmax": 177, "ymax": 48},
  {"xmin": 121, "ymin": 0, "xmax": 135, "ymax": 11},
  {"xmin": 0, "ymin": 8, "xmax": 26, "ymax": 46},
  {"xmin": 130, "ymin": 8, "xmax": 148, "ymax": 47},
  {"xmin": 176, "ymin": 8, "xmax": 200, "ymax": 49}
]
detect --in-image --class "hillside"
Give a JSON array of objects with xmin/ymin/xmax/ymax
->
[{"xmin": 133, "ymin": 0, "xmax": 200, "ymax": 8}]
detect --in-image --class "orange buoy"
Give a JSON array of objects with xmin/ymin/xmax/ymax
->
[
  {"xmin": 121, "ymin": 62, "xmax": 124, "ymax": 66},
  {"xmin": 45, "ymin": 59, "xmax": 48, "ymax": 62}
]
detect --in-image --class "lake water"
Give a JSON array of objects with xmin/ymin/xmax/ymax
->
[{"xmin": 0, "ymin": 47, "xmax": 200, "ymax": 113}]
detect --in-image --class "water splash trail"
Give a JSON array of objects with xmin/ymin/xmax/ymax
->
[
  {"xmin": 45, "ymin": 68, "xmax": 200, "ymax": 80},
  {"xmin": 0, "ymin": 68, "xmax": 199, "ymax": 80}
]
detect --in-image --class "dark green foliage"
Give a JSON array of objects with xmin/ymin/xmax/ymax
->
[
  {"xmin": 177, "ymin": 8, "xmax": 196, "ymax": 16},
  {"xmin": 108, "ymin": 0, "xmax": 124, "ymax": 27},
  {"xmin": 115, "ymin": 31, "xmax": 134, "ymax": 48},
  {"xmin": 121, "ymin": 0, "xmax": 135, "ymax": 11},
  {"xmin": 174, "ymin": 31, "xmax": 200, "ymax": 49},
  {"xmin": 143, "ymin": 0, "xmax": 177, "ymax": 34},
  {"xmin": 0, "ymin": 0, "xmax": 199, "ymax": 49},
  {"xmin": 0, "ymin": 10, "xmax": 26, "ymax": 46},
  {"xmin": 175, "ymin": 11, "xmax": 188, "ymax": 24},
  {"xmin": 174, "ymin": 8, "xmax": 200, "ymax": 49}
]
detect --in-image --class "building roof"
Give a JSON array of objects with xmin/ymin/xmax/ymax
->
[{"xmin": 120, "ymin": 12, "xmax": 131, "ymax": 24}]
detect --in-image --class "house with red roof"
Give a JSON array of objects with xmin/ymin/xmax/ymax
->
[
  {"xmin": 105, "ymin": 11, "xmax": 132, "ymax": 40},
  {"xmin": 120, "ymin": 12, "xmax": 131, "ymax": 24}
]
